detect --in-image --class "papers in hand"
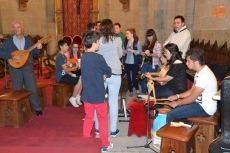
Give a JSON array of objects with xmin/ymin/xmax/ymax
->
[
  {"xmin": 137, "ymin": 94, "xmax": 154, "ymax": 100},
  {"xmin": 170, "ymin": 119, "xmax": 194, "ymax": 128}
]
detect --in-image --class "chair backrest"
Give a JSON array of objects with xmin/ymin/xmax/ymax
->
[
  {"xmin": 62, "ymin": 35, "xmax": 73, "ymax": 46},
  {"xmin": 73, "ymin": 35, "xmax": 83, "ymax": 47}
]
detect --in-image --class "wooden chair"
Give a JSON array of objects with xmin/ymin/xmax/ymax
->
[
  {"xmin": 193, "ymin": 39, "xmax": 200, "ymax": 48},
  {"xmin": 43, "ymin": 52, "xmax": 57, "ymax": 79},
  {"xmin": 209, "ymin": 40, "xmax": 219, "ymax": 65},
  {"xmin": 62, "ymin": 35, "xmax": 73, "ymax": 46},
  {"xmin": 73, "ymin": 35, "xmax": 83, "ymax": 47},
  {"xmin": 190, "ymin": 38, "xmax": 195, "ymax": 49},
  {"xmin": 203, "ymin": 40, "xmax": 211, "ymax": 65},
  {"xmin": 199, "ymin": 39, "xmax": 205, "ymax": 49}
]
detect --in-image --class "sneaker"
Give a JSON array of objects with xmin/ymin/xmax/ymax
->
[
  {"xmin": 110, "ymin": 129, "xmax": 119, "ymax": 137},
  {"xmin": 101, "ymin": 143, "xmax": 113, "ymax": 152},
  {"xmin": 129, "ymin": 92, "xmax": 133, "ymax": 97},
  {"xmin": 95, "ymin": 129, "xmax": 99, "ymax": 135},
  {"xmin": 69, "ymin": 97, "xmax": 79, "ymax": 107},
  {"xmin": 75, "ymin": 96, "xmax": 82, "ymax": 105}
]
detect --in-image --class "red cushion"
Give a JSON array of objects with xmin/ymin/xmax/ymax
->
[{"xmin": 128, "ymin": 98, "xmax": 154, "ymax": 110}]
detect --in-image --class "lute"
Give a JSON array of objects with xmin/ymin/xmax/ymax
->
[
  {"xmin": 8, "ymin": 35, "xmax": 52, "ymax": 68},
  {"xmin": 142, "ymin": 65, "xmax": 169, "ymax": 85}
]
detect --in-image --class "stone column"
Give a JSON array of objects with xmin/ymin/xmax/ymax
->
[
  {"xmin": 92, "ymin": 0, "xmax": 99, "ymax": 22},
  {"xmin": 139, "ymin": 0, "xmax": 149, "ymax": 43},
  {"xmin": 55, "ymin": 0, "xmax": 63, "ymax": 41}
]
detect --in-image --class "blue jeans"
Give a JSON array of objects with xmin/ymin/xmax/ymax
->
[
  {"xmin": 94, "ymin": 75, "xmax": 121, "ymax": 132},
  {"xmin": 154, "ymin": 83, "xmax": 174, "ymax": 99},
  {"xmin": 125, "ymin": 64, "xmax": 139, "ymax": 92},
  {"xmin": 167, "ymin": 102, "xmax": 210, "ymax": 122},
  {"xmin": 141, "ymin": 64, "xmax": 158, "ymax": 94},
  {"xmin": 9, "ymin": 64, "xmax": 41, "ymax": 111}
]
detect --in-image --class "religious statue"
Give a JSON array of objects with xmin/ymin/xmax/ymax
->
[
  {"xmin": 19, "ymin": 0, "xmax": 29, "ymax": 11},
  {"xmin": 119, "ymin": 0, "xmax": 130, "ymax": 12}
]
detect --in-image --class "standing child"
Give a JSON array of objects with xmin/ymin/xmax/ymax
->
[{"xmin": 81, "ymin": 31, "xmax": 113, "ymax": 152}]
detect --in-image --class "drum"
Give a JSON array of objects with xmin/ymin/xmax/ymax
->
[{"xmin": 151, "ymin": 108, "xmax": 170, "ymax": 150}]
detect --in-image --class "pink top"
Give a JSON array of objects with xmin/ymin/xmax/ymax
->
[{"xmin": 64, "ymin": 51, "xmax": 78, "ymax": 60}]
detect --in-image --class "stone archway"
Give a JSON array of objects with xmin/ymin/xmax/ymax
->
[{"xmin": 54, "ymin": 0, "xmax": 99, "ymax": 40}]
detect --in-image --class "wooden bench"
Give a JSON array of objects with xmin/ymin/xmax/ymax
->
[
  {"xmin": 157, "ymin": 123, "xmax": 199, "ymax": 153},
  {"xmin": 188, "ymin": 112, "xmax": 220, "ymax": 153},
  {"xmin": 51, "ymin": 83, "xmax": 74, "ymax": 108},
  {"xmin": 0, "ymin": 91, "xmax": 32, "ymax": 128},
  {"xmin": 37, "ymin": 82, "xmax": 49, "ymax": 109}
]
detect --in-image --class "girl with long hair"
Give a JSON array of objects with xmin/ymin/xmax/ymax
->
[
  {"xmin": 141, "ymin": 29, "xmax": 162, "ymax": 94},
  {"xmin": 96, "ymin": 19, "xmax": 123, "ymax": 138},
  {"xmin": 123, "ymin": 28, "xmax": 142, "ymax": 96},
  {"xmin": 145, "ymin": 43, "xmax": 187, "ymax": 98}
]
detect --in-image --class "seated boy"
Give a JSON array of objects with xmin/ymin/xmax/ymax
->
[
  {"xmin": 81, "ymin": 31, "xmax": 113, "ymax": 152},
  {"xmin": 55, "ymin": 39, "xmax": 82, "ymax": 107}
]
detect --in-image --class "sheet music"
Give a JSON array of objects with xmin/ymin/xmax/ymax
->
[{"xmin": 137, "ymin": 94, "xmax": 155, "ymax": 100}]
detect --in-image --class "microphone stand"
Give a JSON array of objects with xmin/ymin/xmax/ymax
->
[{"xmin": 127, "ymin": 80, "xmax": 158, "ymax": 152}]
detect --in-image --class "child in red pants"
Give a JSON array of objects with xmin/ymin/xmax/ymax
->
[{"xmin": 81, "ymin": 31, "xmax": 113, "ymax": 152}]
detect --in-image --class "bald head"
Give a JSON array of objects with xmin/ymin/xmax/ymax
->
[{"xmin": 12, "ymin": 21, "xmax": 24, "ymax": 37}]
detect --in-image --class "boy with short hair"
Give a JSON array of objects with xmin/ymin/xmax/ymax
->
[
  {"xmin": 114, "ymin": 22, "xmax": 125, "ymax": 46},
  {"xmin": 81, "ymin": 31, "xmax": 113, "ymax": 152},
  {"xmin": 55, "ymin": 39, "xmax": 82, "ymax": 107}
]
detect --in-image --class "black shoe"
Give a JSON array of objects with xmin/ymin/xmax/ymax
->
[{"xmin": 36, "ymin": 111, "xmax": 43, "ymax": 116}]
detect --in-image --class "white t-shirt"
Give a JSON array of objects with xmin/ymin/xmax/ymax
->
[{"xmin": 194, "ymin": 65, "xmax": 217, "ymax": 115}]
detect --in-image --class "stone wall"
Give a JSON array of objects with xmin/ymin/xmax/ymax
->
[
  {"xmin": 0, "ymin": 0, "xmax": 229, "ymax": 54},
  {"xmin": 99, "ymin": 0, "xmax": 229, "ymax": 47},
  {"xmin": 98, "ymin": 0, "xmax": 195, "ymax": 45},
  {"xmin": 0, "ymin": 0, "xmax": 56, "ymax": 54},
  {"xmin": 193, "ymin": 0, "xmax": 230, "ymax": 46}
]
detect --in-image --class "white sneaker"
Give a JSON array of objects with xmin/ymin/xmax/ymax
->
[
  {"xmin": 76, "ymin": 96, "xmax": 82, "ymax": 105},
  {"xmin": 101, "ymin": 143, "xmax": 113, "ymax": 152},
  {"xmin": 69, "ymin": 97, "xmax": 79, "ymax": 107}
]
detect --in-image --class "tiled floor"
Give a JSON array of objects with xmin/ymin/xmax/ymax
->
[{"xmin": 104, "ymin": 89, "xmax": 159, "ymax": 153}]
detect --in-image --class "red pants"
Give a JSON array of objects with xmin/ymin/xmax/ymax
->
[{"xmin": 83, "ymin": 101, "xmax": 110, "ymax": 147}]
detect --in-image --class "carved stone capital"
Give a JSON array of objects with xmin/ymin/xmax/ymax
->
[
  {"xmin": 19, "ymin": 0, "xmax": 29, "ymax": 11},
  {"xmin": 119, "ymin": 0, "xmax": 129, "ymax": 12}
]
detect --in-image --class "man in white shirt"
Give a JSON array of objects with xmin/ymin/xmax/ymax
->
[
  {"xmin": 166, "ymin": 48, "xmax": 217, "ymax": 122},
  {"xmin": 163, "ymin": 15, "xmax": 191, "ymax": 59}
]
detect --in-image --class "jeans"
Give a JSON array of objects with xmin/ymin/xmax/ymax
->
[
  {"xmin": 154, "ymin": 83, "xmax": 174, "ymax": 99},
  {"xmin": 141, "ymin": 64, "xmax": 158, "ymax": 94},
  {"xmin": 95, "ymin": 75, "xmax": 121, "ymax": 132},
  {"xmin": 167, "ymin": 102, "xmax": 210, "ymax": 122},
  {"xmin": 9, "ymin": 64, "xmax": 41, "ymax": 111},
  {"xmin": 125, "ymin": 64, "xmax": 139, "ymax": 92}
]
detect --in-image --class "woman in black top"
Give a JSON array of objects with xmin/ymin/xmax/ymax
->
[{"xmin": 145, "ymin": 43, "xmax": 187, "ymax": 98}]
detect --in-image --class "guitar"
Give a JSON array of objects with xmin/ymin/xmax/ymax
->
[
  {"xmin": 141, "ymin": 65, "xmax": 169, "ymax": 85},
  {"xmin": 8, "ymin": 35, "xmax": 52, "ymax": 68}
]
